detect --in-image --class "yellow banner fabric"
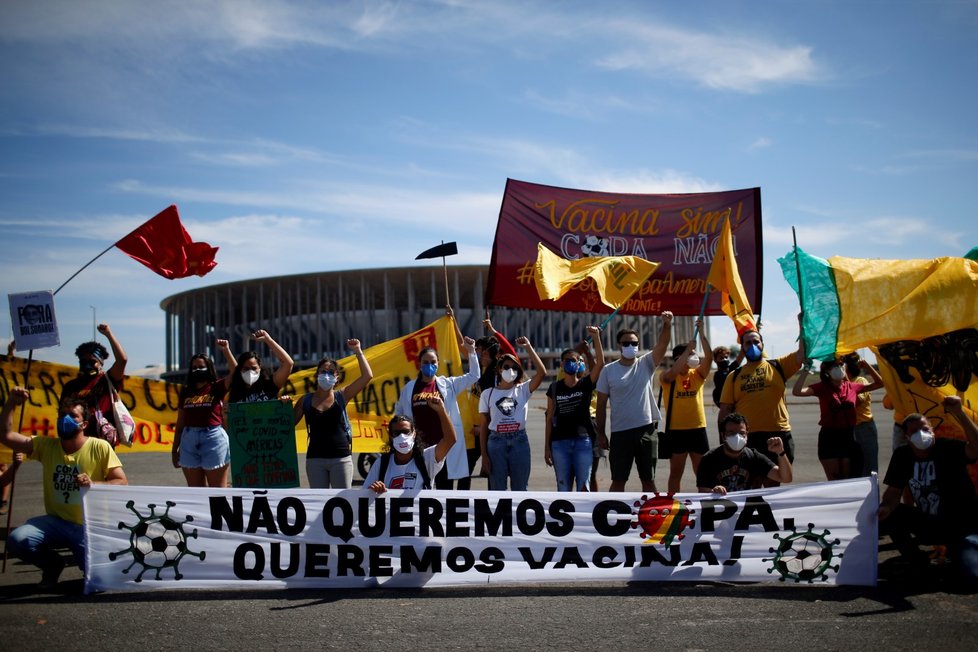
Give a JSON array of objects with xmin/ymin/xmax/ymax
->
[{"xmin": 534, "ymin": 243, "xmax": 659, "ymax": 310}]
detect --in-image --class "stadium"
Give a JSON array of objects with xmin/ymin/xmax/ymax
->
[{"xmin": 159, "ymin": 265, "xmax": 700, "ymax": 379}]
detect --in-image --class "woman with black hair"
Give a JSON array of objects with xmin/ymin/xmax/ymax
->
[
  {"xmin": 792, "ymin": 357, "xmax": 883, "ymax": 480},
  {"xmin": 295, "ymin": 339, "xmax": 372, "ymax": 489},
  {"xmin": 479, "ymin": 337, "xmax": 546, "ymax": 491},
  {"xmin": 364, "ymin": 396, "xmax": 456, "ymax": 494},
  {"xmin": 58, "ymin": 323, "xmax": 128, "ymax": 447},
  {"xmin": 171, "ymin": 340, "xmax": 236, "ymax": 487},
  {"xmin": 227, "ymin": 329, "xmax": 294, "ymax": 404}
]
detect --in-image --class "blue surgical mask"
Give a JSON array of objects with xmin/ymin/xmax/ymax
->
[
  {"xmin": 317, "ymin": 372, "xmax": 337, "ymax": 390},
  {"xmin": 745, "ymin": 343, "xmax": 763, "ymax": 362},
  {"xmin": 563, "ymin": 360, "xmax": 581, "ymax": 375},
  {"xmin": 57, "ymin": 414, "xmax": 81, "ymax": 439},
  {"xmin": 421, "ymin": 362, "xmax": 438, "ymax": 378}
]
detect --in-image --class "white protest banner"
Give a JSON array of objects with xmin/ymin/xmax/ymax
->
[
  {"xmin": 83, "ymin": 478, "xmax": 878, "ymax": 593},
  {"xmin": 8, "ymin": 290, "xmax": 59, "ymax": 350}
]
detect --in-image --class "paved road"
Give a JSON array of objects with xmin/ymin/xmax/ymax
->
[{"xmin": 2, "ymin": 392, "xmax": 977, "ymax": 650}]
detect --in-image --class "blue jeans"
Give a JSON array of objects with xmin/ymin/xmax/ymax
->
[
  {"xmin": 488, "ymin": 429, "xmax": 531, "ymax": 491},
  {"xmin": 7, "ymin": 514, "xmax": 85, "ymax": 572},
  {"xmin": 551, "ymin": 437, "xmax": 592, "ymax": 491},
  {"xmin": 853, "ymin": 419, "xmax": 879, "ymax": 476}
]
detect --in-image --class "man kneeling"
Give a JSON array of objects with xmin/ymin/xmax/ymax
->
[{"xmin": 697, "ymin": 413, "xmax": 793, "ymax": 494}]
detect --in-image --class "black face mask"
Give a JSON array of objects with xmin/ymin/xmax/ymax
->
[
  {"xmin": 190, "ymin": 368, "xmax": 209, "ymax": 378},
  {"xmin": 79, "ymin": 360, "xmax": 98, "ymax": 375},
  {"xmin": 716, "ymin": 359, "xmax": 729, "ymax": 372}
]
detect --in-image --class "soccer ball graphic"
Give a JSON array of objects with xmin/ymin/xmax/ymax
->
[
  {"xmin": 111, "ymin": 500, "xmax": 205, "ymax": 581},
  {"xmin": 581, "ymin": 235, "xmax": 610, "ymax": 257},
  {"xmin": 767, "ymin": 523, "xmax": 841, "ymax": 583}
]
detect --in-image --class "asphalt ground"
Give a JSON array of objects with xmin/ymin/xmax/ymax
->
[{"xmin": 2, "ymin": 391, "xmax": 977, "ymax": 650}]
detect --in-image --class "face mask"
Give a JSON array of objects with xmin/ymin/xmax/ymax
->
[
  {"xmin": 57, "ymin": 415, "xmax": 81, "ymax": 439},
  {"xmin": 725, "ymin": 433, "xmax": 747, "ymax": 452},
  {"xmin": 620, "ymin": 344, "xmax": 638, "ymax": 360},
  {"xmin": 317, "ymin": 372, "xmax": 337, "ymax": 390},
  {"xmin": 190, "ymin": 367, "xmax": 209, "ymax": 379},
  {"xmin": 687, "ymin": 355, "xmax": 700, "ymax": 367},
  {"xmin": 501, "ymin": 368, "xmax": 518, "ymax": 383},
  {"xmin": 392, "ymin": 432, "xmax": 415, "ymax": 454},
  {"xmin": 744, "ymin": 343, "xmax": 763, "ymax": 362},
  {"xmin": 79, "ymin": 360, "xmax": 98, "ymax": 375},
  {"xmin": 563, "ymin": 360, "xmax": 582, "ymax": 375},
  {"xmin": 715, "ymin": 359, "xmax": 729, "ymax": 372},
  {"xmin": 829, "ymin": 366, "xmax": 846, "ymax": 381},
  {"xmin": 420, "ymin": 362, "xmax": 438, "ymax": 378},
  {"xmin": 241, "ymin": 369, "xmax": 260, "ymax": 386},
  {"xmin": 909, "ymin": 429, "xmax": 935, "ymax": 451}
]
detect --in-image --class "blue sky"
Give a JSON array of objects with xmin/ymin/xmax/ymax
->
[{"xmin": 2, "ymin": 0, "xmax": 975, "ymax": 373}]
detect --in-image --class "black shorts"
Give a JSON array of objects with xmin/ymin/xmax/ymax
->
[
  {"xmin": 664, "ymin": 427, "xmax": 709, "ymax": 456},
  {"xmin": 817, "ymin": 426, "xmax": 857, "ymax": 461}
]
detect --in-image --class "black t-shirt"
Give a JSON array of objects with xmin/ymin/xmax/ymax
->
[
  {"xmin": 546, "ymin": 377, "xmax": 596, "ymax": 441},
  {"xmin": 883, "ymin": 439, "xmax": 978, "ymax": 531},
  {"xmin": 229, "ymin": 377, "xmax": 281, "ymax": 404},
  {"xmin": 304, "ymin": 394, "xmax": 352, "ymax": 459},
  {"xmin": 696, "ymin": 446, "xmax": 775, "ymax": 492}
]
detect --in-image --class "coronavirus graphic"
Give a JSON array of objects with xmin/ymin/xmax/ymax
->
[
  {"xmin": 110, "ymin": 500, "xmax": 205, "ymax": 581},
  {"xmin": 766, "ymin": 523, "xmax": 841, "ymax": 583},
  {"xmin": 631, "ymin": 493, "xmax": 695, "ymax": 546}
]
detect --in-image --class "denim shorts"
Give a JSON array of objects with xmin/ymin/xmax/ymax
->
[{"xmin": 179, "ymin": 425, "xmax": 230, "ymax": 470}]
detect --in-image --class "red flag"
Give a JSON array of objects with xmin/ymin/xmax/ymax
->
[{"xmin": 114, "ymin": 205, "xmax": 218, "ymax": 279}]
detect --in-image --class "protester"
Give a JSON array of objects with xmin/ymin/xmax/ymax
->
[
  {"xmin": 171, "ymin": 341, "xmax": 236, "ymax": 488},
  {"xmin": 596, "ymin": 312, "xmax": 673, "ymax": 492},
  {"xmin": 710, "ymin": 345, "xmax": 742, "ymax": 408},
  {"xmin": 394, "ymin": 331, "xmax": 480, "ymax": 490},
  {"xmin": 717, "ymin": 319, "xmax": 805, "ymax": 485},
  {"xmin": 792, "ymin": 357, "xmax": 883, "ymax": 481},
  {"xmin": 843, "ymin": 352, "xmax": 881, "ymax": 476},
  {"xmin": 227, "ymin": 329, "xmax": 294, "ymax": 403},
  {"xmin": 544, "ymin": 326, "xmax": 604, "ymax": 491},
  {"xmin": 659, "ymin": 320, "xmax": 713, "ymax": 494},
  {"xmin": 479, "ymin": 337, "xmax": 546, "ymax": 491},
  {"xmin": 878, "ymin": 396, "xmax": 978, "ymax": 583},
  {"xmin": 1, "ymin": 341, "xmax": 15, "ymax": 512},
  {"xmin": 1, "ymin": 387, "xmax": 127, "ymax": 590},
  {"xmin": 364, "ymin": 397, "xmax": 456, "ymax": 494},
  {"xmin": 295, "ymin": 339, "xmax": 373, "ymax": 489},
  {"xmin": 58, "ymin": 323, "xmax": 128, "ymax": 448},
  {"xmin": 697, "ymin": 413, "xmax": 793, "ymax": 494}
]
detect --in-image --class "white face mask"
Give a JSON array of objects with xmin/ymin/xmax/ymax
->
[
  {"xmin": 392, "ymin": 432, "xmax": 415, "ymax": 454},
  {"xmin": 501, "ymin": 368, "xmax": 518, "ymax": 383},
  {"xmin": 241, "ymin": 369, "xmax": 260, "ymax": 386},
  {"xmin": 317, "ymin": 372, "xmax": 337, "ymax": 390},
  {"xmin": 725, "ymin": 433, "xmax": 748, "ymax": 452},
  {"xmin": 909, "ymin": 429, "xmax": 935, "ymax": 450},
  {"xmin": 620, "ymin": 344, "xmax": 638, "ymax": 360},
  {"xmin": 829, "ymin": 366, "xmax": 846, "ymax": 381},
  {"xmin": 687, "ymin": 355, "xmax": 700, "ymax": 367}
]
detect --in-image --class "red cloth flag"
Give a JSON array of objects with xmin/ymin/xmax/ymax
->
[{"xmin": 115, "ymin": 205, "xmax": 218, "ymax": 279}]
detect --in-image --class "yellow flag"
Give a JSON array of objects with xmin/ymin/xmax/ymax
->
[
  {"xmin": 707, "ymin": 219, "xmax": 755, "ymax": 335},
  {"xmin": 534, "ymin": 243, "xmax": 659, "ymax": 310}
]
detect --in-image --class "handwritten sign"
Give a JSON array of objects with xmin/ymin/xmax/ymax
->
[{"xmin": 228, "ymin": 401, "xmax": 299, "ymax": 489}]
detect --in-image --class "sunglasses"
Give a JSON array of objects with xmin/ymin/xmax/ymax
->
[
  {"xmin": 620, "ymin": 341, "xmax": 639, "ymax": 346},
  {"xmin": 500, "ymin": 364, "xmax": 518, "ymax": 371}
]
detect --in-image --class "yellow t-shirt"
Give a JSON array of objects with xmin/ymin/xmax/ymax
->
[
  {"xmin": 660, "ymin": 368, "xmax": 707, "ymax": 430},
  {"xmin": 719, "ymin": 353, "xmax": 802, "ymax": 432},
  {"xmin": 853, "ymin": 375, "xmax": 874, "ymax": 424},
  {"xmin": 30, "ymin": 436, "xmax": 123, "ymax": 525}
]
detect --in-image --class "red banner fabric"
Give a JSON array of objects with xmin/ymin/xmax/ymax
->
[
  {"xmin": 487, "ymin": 179, "xmax": 762, "ymax": 315},
  {"xmin": 114, "ymin": 205, "xmax": 218, "ymax": 279}
]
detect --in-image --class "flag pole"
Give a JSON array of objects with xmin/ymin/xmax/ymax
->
[
  {"xmin": 694, "ymin": 284, "xmax": 711, "ymax": 340},
  {"xmin": 53, "ymin": 242, "xmax": 116, "ymax": 296},
  {"xmin": 792, "ymin": 226, "xmax": 806, "ymax": 349},
  {"xmin": 2, "ymin": 348, "xmax": 33, "ymax": 572}
]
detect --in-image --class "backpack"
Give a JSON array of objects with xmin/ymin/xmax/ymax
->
[
  {"xmin": 376, "ymin": 448, "xmax": 432, "ymax": 490},
  {"xmin": 303, "ymin": 391, "xmax": 353, "ymax": 445}
]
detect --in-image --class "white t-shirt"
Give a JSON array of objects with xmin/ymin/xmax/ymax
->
[
  {"xmin": 363, "ymin": 446, "xmax": 444, "ymax": 490},
  {"xmin": 596, "ymin": 352, "xmax": 661, "ymax": 432},
  {"xmin": 479, "ymin": 383, "xmax": 533, "ymax": 434}
]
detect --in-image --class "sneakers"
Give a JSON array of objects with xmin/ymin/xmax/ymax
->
[{"xmin": 37, "ymin": 556, "xmax": 66, "ymax": 591}]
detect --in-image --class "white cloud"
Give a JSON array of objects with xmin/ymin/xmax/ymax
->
[{"xmin": 747, "ymin": 137, "xmax": 773, "ymax": 151}]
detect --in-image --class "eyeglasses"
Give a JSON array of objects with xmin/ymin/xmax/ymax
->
[{"xmin": 620, "ymin": 341, "xmax": 639, "ymax": 347}]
